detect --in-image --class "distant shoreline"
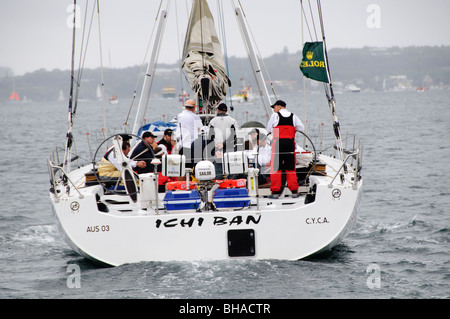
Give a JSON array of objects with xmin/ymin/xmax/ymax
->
[{"xmin": 2, "ymin": 45, "xmax": 449, "ymax": 102}]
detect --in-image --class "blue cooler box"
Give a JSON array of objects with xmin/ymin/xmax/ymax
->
[
  {"xmin": 213, "ymin": 188, "xmax": 251, "ymax": 209},
  {"xmin": 163, "ymin": 190, "xmax": 201, "ymax": 211}
]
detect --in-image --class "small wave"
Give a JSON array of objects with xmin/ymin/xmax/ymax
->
[
  {"xmin": 354, "ymin": 214, "xmax": 432, "ymax": 239},
  {"xmin": 11, "ymin": 224, "xmax": 60, "ymax": 247},
  {"xmin": 438, "ymin": 191, "xmax": 450, "ymax": 197},
  {"xmin": 375, "ymin": 221, "xmax": 404, "ymax": 234}
]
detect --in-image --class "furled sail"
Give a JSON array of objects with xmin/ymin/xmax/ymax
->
[{"xmin": 181, "ymin": 0, "xmax": 231, "ymax": 110}]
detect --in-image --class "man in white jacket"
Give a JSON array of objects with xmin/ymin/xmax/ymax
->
[
  {"xmin": 176, "ymin": 99, "xmax": 203, "ymax": 167},
  {"xmin": 208, "ymin": 103, "xmax": 237, "ymax": 155},
  {"xmin": 207, "ymin": 103, "xmax": 238, "ymax": 179}
]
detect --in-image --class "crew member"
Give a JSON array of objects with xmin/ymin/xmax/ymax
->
[
  {"xmin": 157, "ymin": 128, "xmax": 175, "ymax": 154},
  {"xmin": 176, "ymin": 99, "xmax": 203, "ymax": 167},
  {"xmin": 130, "ymin": 131, "xmax": 158, "ymax": 173},
  {"xmin": 208, "ymin": 103, "xmax": 237, "ymax": 154},
  {"xmin": 266, "ymin": 100, "xmax": 304, "ymax": 198},
  {"xmin": 208, "ymin": 103, "xmax": 237, "ymax": 179},
  {"xmin": 98, "ymin": 134, "xmax": 146, "ymax": 181}
]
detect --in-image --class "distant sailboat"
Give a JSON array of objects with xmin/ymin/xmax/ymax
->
[
  {"xmin": 231, "ymin": 78, "xmax": 254, "ymax": 104},
  {"xmin": 344, "ymin": 84, "xmax": 360, "ymax": 93},
  {"xmin": 162, "ymin": 86, "xmax": 177, "ymax": 98},
  {"xmin": 109, "ymin": 95, "xmax": 119, "ymax": 104},
  {"xmin": 96, "ymin": 85, "xmax": 102, "ymax": 100},
  {"xmin": 9, "ymin": 90, "xmax": 20, "ymax": 101},
  {"xmin": 58, "ymin": 90, "xmax": 65, "ymax": 101}
]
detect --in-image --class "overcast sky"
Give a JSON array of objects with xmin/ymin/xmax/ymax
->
[{"xmin": 1, "ymin": 0, "xmax": 449, "ymax": 76}]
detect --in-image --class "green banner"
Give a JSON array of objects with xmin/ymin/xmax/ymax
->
[{"xmin": 299, "ymin": 42, "xmax": 329, "ymax": 83}]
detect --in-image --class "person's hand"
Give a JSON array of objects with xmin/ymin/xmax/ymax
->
[{"xmin": 137, "ymin": 161, "xmax": 146, "ymax": 168}]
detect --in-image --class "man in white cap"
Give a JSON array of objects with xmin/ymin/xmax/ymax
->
[{"xmin": 176, "ymin": 99, "xmax": 203, "ymax": 167}]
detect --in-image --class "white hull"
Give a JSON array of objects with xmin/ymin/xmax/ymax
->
[{"xmin": 50, "ymin": 154, "xmax": 362, "ymax": 266}]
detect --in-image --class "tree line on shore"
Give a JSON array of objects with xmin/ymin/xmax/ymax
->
[{"xmin": 2, "ymin": 45, "xmax": 449, "ymax": 102}]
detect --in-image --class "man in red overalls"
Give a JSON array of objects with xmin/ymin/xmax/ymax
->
[{"xmin": 266, "ymin": 100, "xmax": 304, "ymax": 198}]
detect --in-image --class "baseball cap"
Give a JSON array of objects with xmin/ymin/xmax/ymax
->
[{"xmin": 270, "ymin": 100, "xmax": 286, "ymax": 108}]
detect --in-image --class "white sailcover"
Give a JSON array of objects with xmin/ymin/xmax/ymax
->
[{"xmin": 181, "ymin": 0, "xmax": 231, "ymax": 109}]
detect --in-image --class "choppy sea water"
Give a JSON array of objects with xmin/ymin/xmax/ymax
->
[{"xmin": 0, "ymin": 89, "xmax": 449, "ymax": 300}]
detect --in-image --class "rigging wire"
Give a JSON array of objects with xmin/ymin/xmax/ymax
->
[
  {"xmin": 298, "ymin": 0, "xmax": 344, "ymax": 162},
  {"xmin": 199, "ymin": 0, "xmax": 205, "ymax": 78},
  {"xmin": 137, "ymin": 0, "xmax": 172, "ymax": 129},
  {"xmin": 317, "ymin": 0, "xmax": 334, "ymax": 99},
  {"xmin": 96, "ymin": 0, "xmax": 107, "ymax": 137},
  {"xmin": 175, "ymin": 0, "xmax": 186, "ymax": 104},
  {"xmin": 317, "ymin": 0, "xmax": 344, "ymax": 162},
  {"xmin": 67, "ymin": 1, "xmax": 77, "ymax": 119},
  {"xmin": 300, "ymin": 1, "xmax": 313, "ymax": 42},
  {"xmin": 217, "ymin": 0, "xmax": 233, "ymax": 110},
  {"xmin": 231, "ymin": 0, "xmax": 274, "ymax": 118},
  {"xmin": 123, "ymin": 0, "xmax": 165, "ymax": 130},
  {"xmin": 307, "ymin": 0, "xmax": 319, "ymax": 41},
  {"xmin": 64, "ymin": 0, "xmax": 98, "ymax": 171},
  {"xmin": 299, "ymin": 0, "xmax": 308, "ymax": 147},
  {"xmin": 73, "ymin": 0, "xmax": 87, "ymax": 116},
  {"xmin": 74, "ymin": 0, "xmax": 96, "ymax": 115},
  {"xmin": 141, "ymin": 0, "xmax": 171, "ymax": 124},
  {"xmin": 65, "ymin": 0, "xmax": 78, "ymax": 169},
  {"xmin": 238, "ymin": 0, "xmax": 277, "ymax": 99}
]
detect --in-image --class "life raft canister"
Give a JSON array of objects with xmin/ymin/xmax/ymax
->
[
  {"xmin": 166, "ymin": 179, "xmax": 246, "ymax": 191},
  {"xmin": 216, "ymin": 178, "xmax": 246, "ymax": 189},
  {"xmin": 166, "ymin": 181, "xmax": 197, "ymax": 191}
]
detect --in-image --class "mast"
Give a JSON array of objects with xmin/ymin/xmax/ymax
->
[
  {"xmin": 63, "ymin": 0, "xmax": 78, "ymax": 173},
  {"xmin": 317, "ymin": 0, "xmax": 345, "ymax": 162},
  {"xmin": 132, "ymin": 10, "xmax": 169, "ymax": 137},
  {"xmin": 299, "ymin": 0, "xmax": 345, "ymax": 162},
  {"xmin": 234, "ymin": 7, "xmax": 271, "ymax": 118}
]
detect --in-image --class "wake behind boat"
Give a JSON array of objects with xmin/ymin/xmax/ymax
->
[{"xmin": 48, "ymin": 0, "xmax": 362, "ymax": 266}]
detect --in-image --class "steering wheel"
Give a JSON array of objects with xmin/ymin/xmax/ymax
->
[{"xmin": 92, "ymin": 133, "xmax": 151, "ymax": 202}]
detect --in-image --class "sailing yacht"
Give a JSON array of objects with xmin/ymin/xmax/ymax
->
[
  {"xmin": 9, "ymin": 91, "xmax": 20, "ymax": 101},
  {"xmin": 48, "ymin": 0, "xmax": 362, "ymax": 266}
]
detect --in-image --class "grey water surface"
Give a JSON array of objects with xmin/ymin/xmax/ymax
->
[{"xmin": 0, "ymin": 90, "xmax": 448, "ymax": 299}]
